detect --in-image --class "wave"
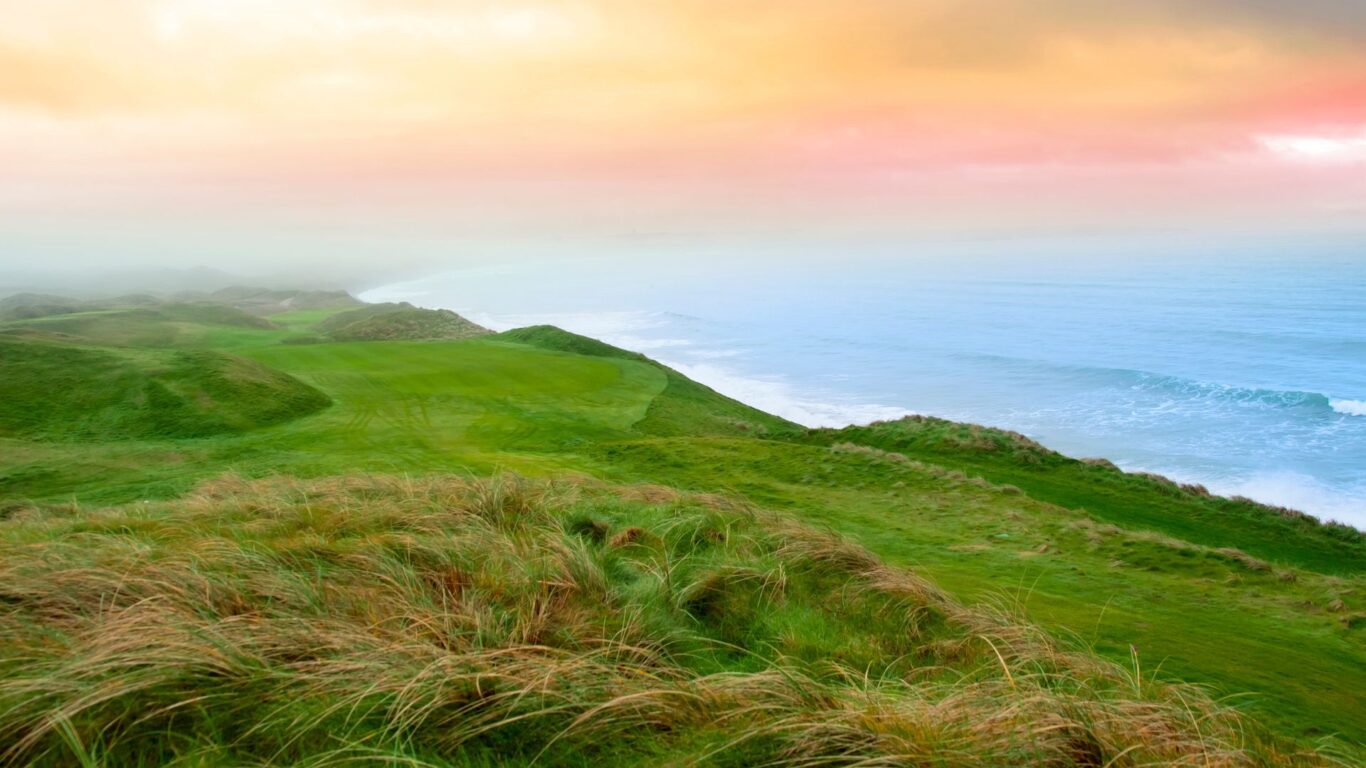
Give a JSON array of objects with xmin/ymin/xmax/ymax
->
[
  {"xmin": 1331, "ymin": 399, "xmax": 1366, "ymax": 417},
  {"xmin": 660, "ymin": 359, "xmax": 911, "ymax": 428},
  {"xmin": 974, "ymin": 355, "xmax": 1360, "ymax": 418},
  {"xmin": 1122, "ymin": 464, "xmax": 1366, "ymax": 529},
  {"xmin": 1210, "ymin": 471, "xmax": 1366, "ymax": 529},
  {"xmin": 1125, "ymin": 374, "xmax": 1334, "ymax": 413}
]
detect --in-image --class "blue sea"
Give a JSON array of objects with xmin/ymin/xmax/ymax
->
[{"xmin": 365, "ymin": 248, "xmax": 1366, "ymax": 527}]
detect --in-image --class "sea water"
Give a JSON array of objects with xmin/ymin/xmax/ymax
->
[{"xmin": 365, "ymin": 249, "xmax": 1366, "ymax": 527}]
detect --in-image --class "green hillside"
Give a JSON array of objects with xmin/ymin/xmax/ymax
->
[
  {"xmin": 499, "ymin": 325, "xmax": 798, "ymax": 437},
  {"xmin": 0, "ymin": 293, "xmax": 87, "ymax": 320},
  {"xmin": 318, "ymin": 302, "xmax": 492, "ymax": 341},
  {"xmin": 0, "ymin": 336, "xmax": 330, "ymax": 440},
  {"xmin": 0, "ymin": 294, "xmax": 1362, "ymax": 764},
  {"xmin": 800, "ymin": 416, "xmax": 1366, "ymax": 574},
  {"xmin": 1, "ymin": 303, "xmax": 277, "ymax": 348},
  {"xmin": 203, "ymin": 285, "xmax": 362, "ymax": 315}
]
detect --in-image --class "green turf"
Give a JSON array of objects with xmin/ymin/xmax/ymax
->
[
  {"xmin": 0, "ymin": 336, "xmax": 329, "ymax": 441},
  {"xmin": 498, "ymin": 325, "xmax": 798, "ymax": 437},
  {"xmin": 0, "ymin": 298, "xmax": 1362, "ymax": 754}
]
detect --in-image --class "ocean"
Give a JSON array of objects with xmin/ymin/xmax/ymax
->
[{"xmin": 363, "ymin": 249, "xmax": 1366, "ymax": 527}]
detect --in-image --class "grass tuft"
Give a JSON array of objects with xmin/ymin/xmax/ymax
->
[{"xmin": 0, "ymin": 473, "xmax": 1340, "ymax": 766}]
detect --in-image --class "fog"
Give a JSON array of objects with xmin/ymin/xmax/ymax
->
[{"xmin": 3, "ymin": 225, "xmax": 1362, "ymax": 306}]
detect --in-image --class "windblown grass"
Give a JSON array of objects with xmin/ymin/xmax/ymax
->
[
  {"xmin": 804, "ymin": 416, "xmax": 1366, "ymax": 573},
  {"xmin": 0, "ymin": 474, "xmax": 1337, "ymax": 766}
]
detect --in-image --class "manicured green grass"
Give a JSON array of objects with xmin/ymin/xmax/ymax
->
[
  {"xmin": 0, "ymin": 336, "xmax": 329, "ymax": 441},
  {"xmin": 498, "ymin": 326, "xmax": 797, "ymax": 438},
  {"xmin": 0, "ymin": 302, "xmax": 1363, "ymax": 757},
  {"xmin": 0, "ymin": 335, "xmax": 666, "ymax": 501}
]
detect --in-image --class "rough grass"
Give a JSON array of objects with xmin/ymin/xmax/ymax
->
[
  {"xmin": 593, "ymin": 436, "xmax": 1366, "ymax": 744},
  {"xmin": 803, "ymin": 416, "xmax": 1366, "ymax": 574},
  {"xmin": 317, "ymin": 303, "xmax": 491, "ymax": 342},
  {"xmin": 0, "ymin": 473, "xmax": 1334, "ymax": 767},
  {"xmin": 203, "ymin": 286, "xmax": 362, "ymax": 315}
]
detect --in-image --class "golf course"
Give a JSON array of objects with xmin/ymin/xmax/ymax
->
[{"xmin": 1, "ymin": 292, "xmax": 1362, "ymax": 766}]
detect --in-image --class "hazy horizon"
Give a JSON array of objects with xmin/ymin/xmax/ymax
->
[{"xmin": 2, "ymin": 1, "xmax": 1365, "ymax": 280}]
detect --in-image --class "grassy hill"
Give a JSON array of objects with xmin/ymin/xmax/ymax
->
[
  {"xmin": 0, "ymin": 287, "xmax": 357, "ymax": 323},
  {"xmin": 0, "ymin": 336, "xmax": 330, "ymax": 441},
  {"xmin": 498, "ymin": 325, "xmax": 797, "ymax": 437},
  {"xmin": 318, "ymin": 302, "xmax": 492, "ymax": 341},
  {"xmin": 0, "ymin": 294, "xmax": 1362, "ymax": 763},
  {"xmin": 798, "ymin": 416, "xmax": 1366, "ymax": 575},
  {"xmin": 1, "ymin": 303, "xmax": 277, "ymax": 348},
  {"xmin": 201, "ymin": 285, "xmax": 362, "ymax": 315},
  {"xmin": 0, "ymin": 292, "xmax": 88, "ymax": 320},
  {"xmin": 0, "ymin": 475, "xmax": 1329, "ymax": 766}
]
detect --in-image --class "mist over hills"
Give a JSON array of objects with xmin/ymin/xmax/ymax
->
[{"xmin": 0, "ymin": 263, "xmax": 394, "ymax": 302}]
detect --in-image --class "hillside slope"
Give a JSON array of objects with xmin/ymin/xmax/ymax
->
[
  {"xmin": 1, "ymin": 303, "xmax": 277, "ymax": 348},
  {"xmin": 0, "ymin": 287, "xmax": 357, "ymax": 322},
  {"xmin": 798, "ymin": 416, "xmax": 1366, "ymax": 575},
  {"xmin": 0, "ymin": 336, "xmax": 330, "ymax": 440},
  {"xmin": 319, "ymin": 302, "xmax": 492, "ymax": 341},
  {"xmin": 0, "ymin": 295, "xmax": 1361, "ymax": 755},
  {"xmin": 203, "ymin": 285, "xmax": 361, "ymax": 315},
  {"xmin": 0, "ymin": 474, "xmax": 1326, "ymax": 767},
  {"xmin": 498, "ymin": 325, "xmax": 798, "ymax": 437}
]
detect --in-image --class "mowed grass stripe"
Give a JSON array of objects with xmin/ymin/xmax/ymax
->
[{"xmin": 243, "ymin": 338, "xmax": 668, "ymax": 439}]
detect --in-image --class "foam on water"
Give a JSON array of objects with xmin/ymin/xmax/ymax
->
[
  {"xmin": 1331, "ymin": 399, "xmax": 1366, "ymax": 417},
  {"xmin": 658, "ymin": 358, "xmax": 912, "ymax": 428},
  {"xmin": 1214, "ymin": 472, "xmax": 1366, "ymax": 529}
]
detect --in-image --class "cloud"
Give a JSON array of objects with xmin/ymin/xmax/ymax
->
[
  {"xmin": 0, "ymin": 44, "xmax": 137, "ymax": 113},
  {"xmin": 0, "ymin": 1, "xmax": 1354, "ymax": 121},
  {"xmin": 1259, "ymin": 132, "xmax": 1366, "ymax": 162},
  {"xmin": 0, "ymin": 0, "xmax": 1363, "ymax": 262}
]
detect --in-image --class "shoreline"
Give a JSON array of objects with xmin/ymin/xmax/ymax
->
[{"xmin": 360, "ymin": 282, "xmax": 1366, "ymax": 528}]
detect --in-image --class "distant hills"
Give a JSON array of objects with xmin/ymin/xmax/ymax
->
[
  {"xmin": 0, "ymin": 286, "xmax": 361, "ymax": 322},
  {"xmin": 316, "ymin": 302, "xmax": 492, "ymax": 341},
  {"xmin": 179, "ymin": 286, "xmax": 363, "ymax": 316}
]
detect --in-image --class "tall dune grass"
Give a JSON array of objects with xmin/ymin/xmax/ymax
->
[{"xmin": 0, "ymin": 474, "xmax": 1339, "ymax": 766}]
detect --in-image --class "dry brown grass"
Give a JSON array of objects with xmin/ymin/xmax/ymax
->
[{"xmin": 0, "ymin": 473, "xmax": 1339, "ymax": 767}]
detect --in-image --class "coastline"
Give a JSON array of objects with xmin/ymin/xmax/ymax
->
[{"xmin": 362, "ymin": 277, "xmax": 1366, "ymax": 528}]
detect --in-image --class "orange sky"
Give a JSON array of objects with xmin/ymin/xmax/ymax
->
[{"xmin": 2, "ymin": 1, "xmax": 1364, "ymax": 273}]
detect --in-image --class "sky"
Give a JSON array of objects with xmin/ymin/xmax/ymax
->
[{"xmin": 2, "ymin": 0, "xmax": 1365, "ymax": 280}]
